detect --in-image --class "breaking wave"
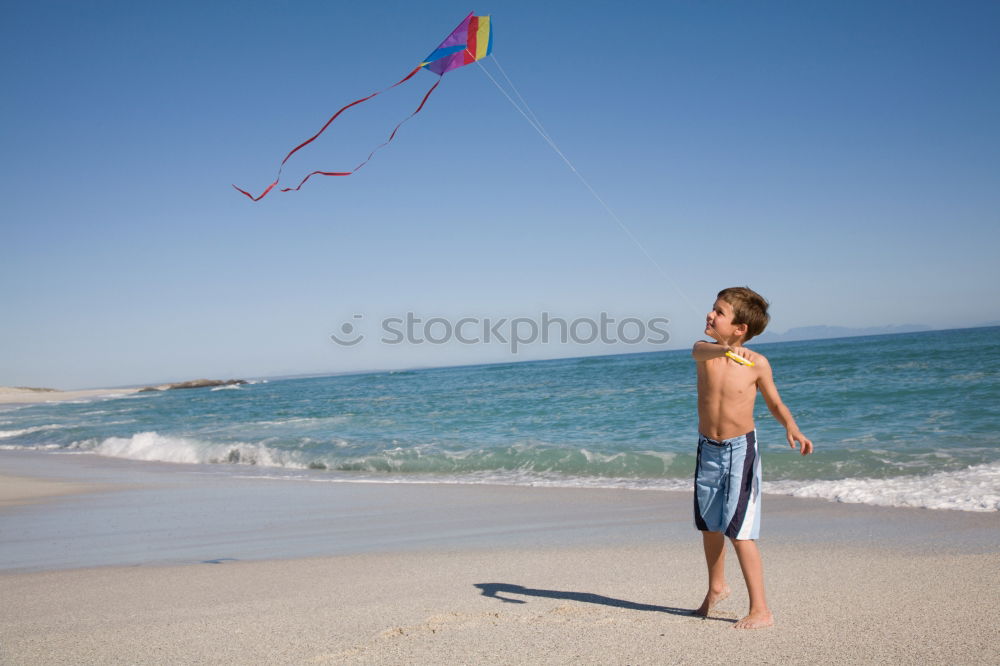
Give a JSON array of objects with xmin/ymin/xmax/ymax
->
[{"xmin": 25, "ymin": 431, "xmax": 996, "ymax": 512}]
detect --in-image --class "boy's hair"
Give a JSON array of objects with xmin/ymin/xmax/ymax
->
[{"xmin": 718, "ymin": 286, "xmax": 770, "ymax": 342}]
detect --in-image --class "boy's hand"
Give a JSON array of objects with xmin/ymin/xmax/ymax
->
[
  {"xmin": 787, "ymin": 429, "xmax": 813, "ymax": 455},
  {"xmin": 727, "ymin": 345, "xmax": 755, "ymax": 364}
]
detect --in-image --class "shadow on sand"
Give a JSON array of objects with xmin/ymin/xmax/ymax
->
[{"xmin": 473, "ymin": 583, "xmax": 734, "ymax": 623}]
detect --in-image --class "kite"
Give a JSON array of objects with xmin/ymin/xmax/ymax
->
[{"xmin": 234, "ymin": 12, "xmax": 493, "ymax": 201}]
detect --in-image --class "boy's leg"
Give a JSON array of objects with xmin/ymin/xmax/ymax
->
[
  {"xmin": 730, "ymin": 538, "xmax": 774, "ymax": 629},
  {"xmin": 694, "ymin": 530, "xmax": 730, "ymax": 616}
]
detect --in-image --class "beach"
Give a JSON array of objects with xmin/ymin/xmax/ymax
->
[
  {"xmin": 1, "ymin": 451, "xmax": 998, "ymax": 664},
  {"xmin": 5, "ymin": 0, "xmax": 999, "ymax": 660},
  {"xmin": 0, "ymin": 386, "xmax": 140, "ymax": 405}
]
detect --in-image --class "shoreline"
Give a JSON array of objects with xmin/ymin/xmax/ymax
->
[
  {"xmin": 1, "ymin": 450, "xmax": 997, "ymax": 570},
  {"xmin": 1, "ymin": 443, "xmax": 997, "ymax": 513}
]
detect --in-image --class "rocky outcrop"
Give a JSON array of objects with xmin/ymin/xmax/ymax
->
[{"xmin": 138, "ymin": 379, "xmax": 247, "ymax": 392}]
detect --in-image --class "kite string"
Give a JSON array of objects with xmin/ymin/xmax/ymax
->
[
  {"xmin": 490, "ymin": 54, "xmax": 554, "ymax": 144},
  {"xmin": 472, "ymin": 55, "xmax": 700, "ymax": 317}
]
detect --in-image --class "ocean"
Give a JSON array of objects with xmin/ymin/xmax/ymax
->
[{"xmin": 2, "ymin": 327, "xmax": 999, "ymax": 512}]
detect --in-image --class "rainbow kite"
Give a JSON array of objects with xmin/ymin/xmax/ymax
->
[{"xmin": 234, "ymin": 13, "xmax": 493, "ymax": 201}]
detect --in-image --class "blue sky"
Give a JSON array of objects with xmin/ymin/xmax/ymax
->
[{"xmin": 2, "ymin": 0, "xmax": 998, "ymax": 389}]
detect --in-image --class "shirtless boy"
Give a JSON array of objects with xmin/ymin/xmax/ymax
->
[{"xmin": 691, "ymin": 286, "xmax": 813, "ymax": 629}]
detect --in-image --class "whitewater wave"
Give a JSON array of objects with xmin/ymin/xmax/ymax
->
[
  {"xmin": 765, "ymin": 462, "xmax": 1000, "ymax": 512},
  {"xmin": 60, "ymin": 432, "xmax": 686, "ymax": 478},
  {"xmin": 0, "ymin": 424, "xmax": 66, "ymax": 439},
  {"xmin": 74, "ymin": 432, "xmax": 310, "ymax": 468},
  {"xmin": 20, "ymin": 432, "xmax": 992, "ymax": 512}
]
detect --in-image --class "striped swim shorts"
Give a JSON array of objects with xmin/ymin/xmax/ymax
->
[{"xmin": 693, "ymin": 430, "xmax": 761, "ymax": 540}]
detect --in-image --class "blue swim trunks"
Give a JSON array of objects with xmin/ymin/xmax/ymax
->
[{"xmin": 693, "ymin": 430, "xmax": 761, "ymax": 540}]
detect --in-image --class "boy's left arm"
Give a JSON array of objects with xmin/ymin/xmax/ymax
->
[{"xmin": 755, "ymin": 356, "xmax": 814, "ymax": 455}]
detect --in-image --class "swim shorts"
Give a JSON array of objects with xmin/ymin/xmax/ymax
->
[{"xmin": 693, "ymin": 430, "xmax": 761, "ymax": 540}]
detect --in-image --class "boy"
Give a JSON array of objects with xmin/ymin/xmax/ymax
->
[{"xmin": 691, "ymin": 286, "xmax": 813, "ymax": 629}]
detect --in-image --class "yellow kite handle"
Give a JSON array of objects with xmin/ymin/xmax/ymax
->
[{"xmin": 725, "ymin": 350, "xmax": 755, "ymax": 367}]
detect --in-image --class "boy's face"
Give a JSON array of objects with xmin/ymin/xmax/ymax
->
[{"xmin": 705, "ymin": 298, "xmax": 746, "ymax": 343}]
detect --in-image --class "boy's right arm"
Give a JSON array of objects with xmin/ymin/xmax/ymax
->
[{"xmin": 692, "ymin": 341, "xmax": 724, "ymax": 362}]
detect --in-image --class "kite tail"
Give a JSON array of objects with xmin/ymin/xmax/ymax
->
[
  {"xmin": 279, "ymin": 79, "xmax": 442, "ymax": 194},
  {"xmin": 233, "ymin": 64, "xmax": 426, "ymax": 202}
]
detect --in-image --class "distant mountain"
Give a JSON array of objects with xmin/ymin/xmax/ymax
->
[{"xmin": 754, "ymin": 324, "xmax": 932, "ymax": 344}]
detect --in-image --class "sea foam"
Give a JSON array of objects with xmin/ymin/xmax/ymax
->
[
  {"xmin": 85, "ymin": 432, "xmax": 308, "ymax": 468},
  {"xmin": 0, "ymin": 424, "xmax": 66, "ymax": 439},
  {"xmin": 765, "ymin": 462, "xmax": 1000, "ymax": 512},
  {"xmin": 55, "ymin": 432, "xmax": 1000, "ymax": 512}
]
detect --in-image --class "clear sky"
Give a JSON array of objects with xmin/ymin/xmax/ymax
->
[{"xmin": 2, "ymin": 0, "xmax": 998, "ymax": 389}]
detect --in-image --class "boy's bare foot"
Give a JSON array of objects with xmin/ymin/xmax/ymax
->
[
  {"xmin": 733, "ymin": 610, "xmax": 774, "ymax": 629},
  {"xmin": 693, "ymin": 585, "xmax": 731, "ymax": 616}
]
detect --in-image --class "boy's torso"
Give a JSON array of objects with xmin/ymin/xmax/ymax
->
[{"xmin": 696, "ymin": 355, "xmax": 760, "ymax": 441}]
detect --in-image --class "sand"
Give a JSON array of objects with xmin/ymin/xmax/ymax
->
[
  {"xmin": 0, "ymin": 386, "xmax": 140, "ymax": 404},
  {"xmin": 1, "ymin": 454, "xmax": 998, "ymax": 664},
  {"xmin": 4, "ymin": 543, "xmax": 998, "ymax": 664},
  {"xmin": 0, "ymin": 474, "xmax": 112, "ymax": 508}
]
